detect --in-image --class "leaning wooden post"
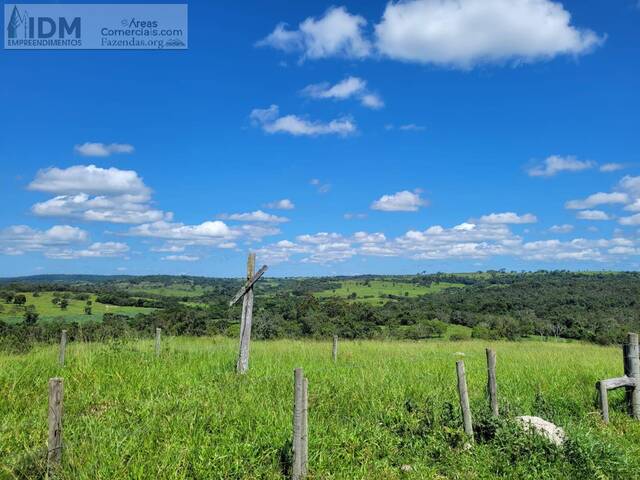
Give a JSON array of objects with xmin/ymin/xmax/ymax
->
[
  {"xmin": 332, "ymin": 335, "xmax": 338, "ymax": 363},
  {"xmin": 292, "ymin": 367, "xmax": 304, "ymax": 480},
  {"xmin": 456, "ymin": 360, "xmax": 474, "ymax": 441},
  {"xmin": 47, "ymin": 378, "xmax": 64, "ymax": 466},
  {"xmin": 155, "ymin": 327, "xmax": 161, "ymax": 356},
  {"xmin": 302, "ymin": 377, "xmax": 309, "ymax": 477},
  {"xmin": 624, "ymin": 333, "xmax": 640, "ymax": 419},
  {"xmin": 58, "ymin": 330, "xmax": 67, "ymax": 367},
  {"xmin": 597, "ymin": 380, "xmax": 610, "ymax": 424},
  {"xmin": 237, "ymin": 253, "xmax": 256, "ymax": 374},
  {"xmin": 486, "ymin": 348, "xmax": 498, "ymax": 416}
]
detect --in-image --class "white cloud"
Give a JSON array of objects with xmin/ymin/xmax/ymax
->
[
  {"xmin": 218, "ymin": 210, "xmax": 289, "ymax": 223},
  {"xmin": 600, "ymin": 163, "xmax": 625, "ymax": 172},
  {"xmin": 28, "ymin": 165, "xmax": 170, "ymax": 225},
  {"xmin": 549, "ymin": 224, "xmax": 574, "ymax": 233},
  {"xmin": 162, "ymin": 255, "xmax": 200, "ymax": 262},
  {"xmin": 478, "ymin": 212, "xmax": 538, "ymax": 224},
  {"xmin": 302, "ymin": 76, "xmax": 384, "ymax": 109},
  {"xmin": 344, "ymin": 212, "xmax": 368, "ymax": 220},
  {"xmin": 527, "ymin": 155, "xmax": 595, "ymax": 177},
  {"xmin": 29, "ymin": 165, "xmax": 149, "ymax": 196},
  {"xmin": 0, "ymin": 224, "xmax": 103, "ymax": 257},
  {"xmin": 31, "ymin": 193, "xmax": 169, "ymax": 224},
  {"xmin": 371, "ymin": 190, "xmax": 427, "ymax": 212},
  {"xmin": 310, "ymin": 178, "xmax": 331, "ymax": 193},
  {"xmin": 127, "ymin": 219, "xmax": 280, "ymax": 247},
  {"xmin": 150, "ymin": 244, "xmax": 185, "ymax": 253},
  {"xmin": 257, "ymin": 6, "xmax": 371, "ymax": 60},
  {"xmin": 46, "ymin": 242, "xmax": 129, "ymax": 260},
  {"xmin": 250, "ymin": 105, "xmax": 355, "ymax": 137},
  {"xmin": 619, "ymin": 214, "xmax": 640, "ymax": 226},
  {"xmin": 74, "ymin": 142, "xmax": 134, "ymax": 157},
  {"xmin": 264, "ymin": 199, "xmax": 295, "ymax": 210},
  {"xmin": 576, "ymin": 210, "xmax": 611, "ymax": 221},
  {"xmin": 374, "ymin": 0, "xmax": 603, "ymax": 68},
  {"xmin": 565, "ymin": 192, "xmax": 629, "ymax": 209}
]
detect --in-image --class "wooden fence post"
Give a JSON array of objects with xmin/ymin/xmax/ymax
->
[
  {"xmin": 155, "ymin": 328, "xmax": 161, "ymax": 356},
  {"xmin": 237, "ymin": 253, "xmax": 256, "ymax": 374},
  {"xmin": 624, "ymin": 333, "xmax": 640, "ymax": 419},
  {"xmin": 597, "ymin": 380, "xmax": 610, "ymax": 424},
  {"xmin": 59, "ymin": 330, "xmax": 67, "ymax": 367},
  {"xmin": 292, "ymin": 367, "xmax": 304, "ymax": 480},
  {"xmin": 47, "ymin": 378, "xmax": 64, "ymax": 466},
  {"xmin": 456, "ymin": 360, "xmax": 474, "ymax": 441},
  {"xmin": 302, "ymin": 377, "xmax": 309, "ymax": 477},
  {"xmin": 332, "ymin": 335, "xmax": 338, "ymax": 363},
  {"xmin": 486, "ymin": 348, "xmax": 498, "ymax": 416}
]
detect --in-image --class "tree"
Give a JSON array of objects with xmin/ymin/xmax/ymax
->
[
  {"xmin": 60, "ymin": 299, "xmax": 69, "ymax": 310},
  {"xmin": 13, "ymin": 294, "xmax": 26, "ymax": 305},
  {"xmin": 24, "ymin": 305, "xmax": 39, "ymax": 325},
  {"xmin": 84, "ymin": 306, "xmax": 92, "ymax": 315}
]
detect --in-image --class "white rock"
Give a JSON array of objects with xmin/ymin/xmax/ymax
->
[{"xmin": 515, "ymin": 416, "xmax": 566, "ymax": 446}]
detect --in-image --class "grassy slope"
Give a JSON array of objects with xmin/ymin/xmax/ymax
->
[
  {"xmin": 0, "ymin": 292, "xmax": 153, "ymax": 323},
  {"xmin": 1, "ymin": 338, "xmax": 639, "ymax": 479},
  {"xmin": 314, "ymin": 280, "xmax": 464, "ymax": 305}
]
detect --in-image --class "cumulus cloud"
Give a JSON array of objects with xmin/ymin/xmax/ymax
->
[
  {"xmin": 250, "ymin": 104, "xmax": 356, "ymax": 137},
  {"xmin": 0, "ymin": 224, "xmax": 92, "ymax": 257},
  {"xmin": 45, "ymin": 242, "xmax": 129, "ymax": 260},
  {"xmin": 257, "ymin": 220, "xmax": 638, "ymax": 266},
  {"xmin": 218, "ymin": 210, "xmax": 289, "ymax": 223},
  {"xmin": 371, "ymin": 190, "xmax": 427, "ymax": 212},
  {"xmin": 302, "ymin": 76, "xmax": 384, "ymax": 109},
  {"xmin": 161, "ymin": 254, "xmax": 200, "ymax": 262},
  {"xmin": 600, "ymin": 163, "xmax": 625, "ymax": 172},
  {"xmin": 28, "ymin": 165, "xmax": 170, "ymax": 225},
  {"xmin": 29, "ymin": 165, "xmax": 149, "ymax": 196},
  {"xmin": 549, "ymin": 224, "xmax": 574, "ymax": 233},
  {"xmin": 619, "ymin": 214, "xmax": 640, "ymax": 226},
  {"xmin": 527, "ymin": 155, "xmax": 595, "ymax": 177},
  {"xmin": 257, "ymin": 6, "xmax": 371, "ymax": 60},
  {"xmin": 576, "ymin": 210, "xmax": 611, "ymax": 221},
  {"xmin": 264, "ymin": 199, "xmax": 295, "ymax": 210},
  {"xmin": 374, "ymin": 0, "xmax": 603, "ymax": 68},
  {"xmin": 74, "ymin": 142, "xmax": 134, "ymax": 157},
  {"xmin": 565, "ymin": 192, "xmax": 629, "ymax": 209},
  {"xmin": 127, "ymin": 219, "xmax": 279, "ymax": 248},
  {"xmin": 478, "ymin": 212, "xmax": 538, "ymax": 224}
]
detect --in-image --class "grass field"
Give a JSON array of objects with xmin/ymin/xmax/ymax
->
[
  {"xmin": 314, "ymin": 280, "xmax": 464, "ymax": 304},
  {"xmin": 2, "ymin": 337, "xmax": 639, "ymax": 479},
  {"xmin": 0, "ymin": 292, "xmax": 154, "ymax": 323}
]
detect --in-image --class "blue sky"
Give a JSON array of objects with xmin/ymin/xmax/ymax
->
[{"xmin": 1, "ymin": 0, "xmax": 640, "ymax": 277}]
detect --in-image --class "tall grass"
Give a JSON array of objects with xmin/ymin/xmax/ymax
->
[{"xmin": 2, "ymin": 338, "xmax": 640, "ymax": 479}]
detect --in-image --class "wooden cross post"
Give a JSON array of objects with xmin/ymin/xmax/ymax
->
[{"xmin": 230, "ymin": 253, "xmax": 268, "ymax": 374}]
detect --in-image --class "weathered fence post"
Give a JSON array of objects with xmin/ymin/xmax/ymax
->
[
  {"xmin": 332, "ymin": 335, "xmax": 338, "ymax": 363},
  {"xmin": 486, "ymin": 348, "xmax": 498, "ymax": 416},
  {"xmin": 293, "ymin": 367, "xmax": 304, "ymax": 479},
  {"xmin": 456, "ymin": 360, "xmax": 474, "ymax": 442},
  {"xmin": 302, "ymin": 377, "xmax": 309, "ymax": 477},
  {"xmin": 58, "ymin": 330, "xmax": 67, "ymax": 367},
  {"xmin": 155, "ymin": 327, "xmax": 161, "ymax": 356},
  {"xmin": 625, "ymin": 333, "xmax": 640, "ymax": 419},
  {"xmin": 237, "ymin": 253, "xmax": 256, "ymax": 374},
  {"xmin": 47, "ymin": 378, "xmax": 64, "ymax": 466},
  {"xmin": 597, "ymin": 380, "xmax": 610, "ymax": 424}
]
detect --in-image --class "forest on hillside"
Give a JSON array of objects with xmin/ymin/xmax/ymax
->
[{"xmin": 1, "ymin": 271, "xmax": 639, "ymax": 351}]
